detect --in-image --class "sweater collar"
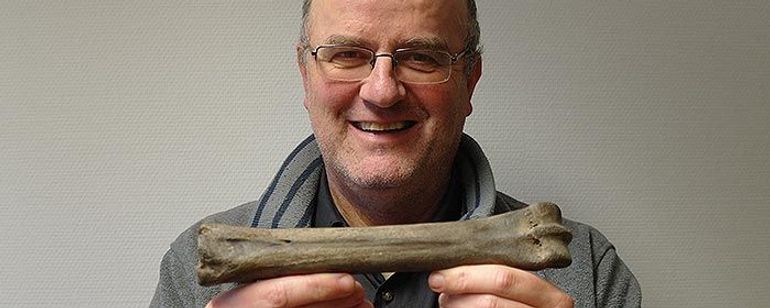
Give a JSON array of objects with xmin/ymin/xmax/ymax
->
[{"xmin": 250, "ymin": 133, "xmax": 498, "ymax": 228}]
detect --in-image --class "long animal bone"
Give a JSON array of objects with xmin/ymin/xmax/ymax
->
[{"xmin": 197, "ymin": 202, "xmax": 572, "ymax": 286}]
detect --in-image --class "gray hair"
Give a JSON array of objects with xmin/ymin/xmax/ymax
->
[{"xmin": 298, "ymin": 0, "xmax": 481, "ymax": 76}]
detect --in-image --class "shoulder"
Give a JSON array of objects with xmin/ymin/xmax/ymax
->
[
  {"xmin": 493, "ymin": 191, "xmax": 617, "ymax": 259},
  {"xmin": 494, "ymin": 192, "xmax": 641, "ymax": 307},
  {"xmin": 554, "ymin": 218, "xmax": 641, "ymax": 306},
  {"xmin": 155, "ymin": 201, "xmax": 260, "ymax": 307},
  {"xmin": 169, "ymin": 201, "xmax": 258, "ymax": 255}
]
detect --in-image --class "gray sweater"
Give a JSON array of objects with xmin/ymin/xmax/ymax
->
[{"xmin": 150, "ymin": 134, "xmax": 641, "ymax": 307}]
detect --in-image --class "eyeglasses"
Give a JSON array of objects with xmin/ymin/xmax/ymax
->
[{"xmin": 309, "ymin": 45, "xmax": 468, "ymax": 84}]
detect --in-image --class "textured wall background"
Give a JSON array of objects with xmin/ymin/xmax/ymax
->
[{"xmin": 2, "ymin": 1, "xmax": 768, "ymax": 307}]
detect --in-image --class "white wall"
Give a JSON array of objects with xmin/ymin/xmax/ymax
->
[{"xmin": 2, "ymin": 1, "xmax": 768, "ymax": 307}]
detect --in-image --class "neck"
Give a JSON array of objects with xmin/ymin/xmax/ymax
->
[{"xmin": 326, "ymin": 168, "xmax": 452, "ymax": 227}]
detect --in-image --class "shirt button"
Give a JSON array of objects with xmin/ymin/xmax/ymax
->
[{"xmin": 381, "ymin": 290, "xmax": 394, "ymax": 303}]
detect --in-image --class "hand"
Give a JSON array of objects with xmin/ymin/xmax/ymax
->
[
  {"xmin": 429, "ymin": 265, "xmax": 574, "ymax": 308},
  {"xmin": 206, "ymin": 273, "xmax": 373, "ymax": 308}
]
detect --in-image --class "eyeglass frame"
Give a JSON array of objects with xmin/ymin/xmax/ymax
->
[{"xmin": 308, "ymin": 44, "xmax": 470, "ymax": 84}]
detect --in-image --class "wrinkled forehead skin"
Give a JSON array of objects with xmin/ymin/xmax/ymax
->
[{"xmin": 306, "ymin": 0, "xmax": 469, "ymax": 51}]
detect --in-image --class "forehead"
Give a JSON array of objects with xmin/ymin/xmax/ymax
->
[{"xmin": 307, "ymin": 0, "xmax": 468, "ymax": 49}]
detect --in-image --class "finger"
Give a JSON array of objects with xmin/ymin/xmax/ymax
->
[
  {"xmin": 429, "ymin": 265, "xmax": 573, "ymax": 307},
  {"xmin": 438, "ymin": 293, "xmax": 534, "ymax": 308},
  {"xmin": 297, "ymin": 281, "xmax": 373, "ymax": 308},
  {"xmin": 296, "ymin": 297, "xmax": 372, "ymax": 308},
  {"xmin": 208, "ymin": 273, "xmax": 360, "ymax": 308}
]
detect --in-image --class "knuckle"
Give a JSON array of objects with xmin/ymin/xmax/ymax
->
[
  {"xmin": 492, "ymin": 269, "xmax": 517, "ymax": 292},
  {"xmin": 451, "ymin": 271, "xmax": 471, "ymax": 291},
  {"xmin": 262, "ymin": 283, "xmax": 290, "ymax": 307},
  {"xmin": 477, "ymin": 294, "xmax": 501, "ymax": 308},
  {"xmin": 554, "ymin": 294, "xmax": 575, "ymax": 308},
  {"xmin": 306, "ymin": 274, "xmax": 339, "ymax": 298}
]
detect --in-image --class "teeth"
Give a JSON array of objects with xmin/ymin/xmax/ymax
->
[{"xmin": 357, "ymin": 122, "xmax": 410, "ymax": 132}]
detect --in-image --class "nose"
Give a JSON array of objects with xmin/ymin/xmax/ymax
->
[{"xmin": 359, "ymin": 54, "xmax": 406, "ymax": 108}]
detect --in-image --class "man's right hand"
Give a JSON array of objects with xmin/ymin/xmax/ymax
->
[{"xmin": 205, "ymin": 273, "xmax": 373, "ymax": 308}]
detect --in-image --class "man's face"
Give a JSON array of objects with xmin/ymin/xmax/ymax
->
[{"xmin": 299, "ymin": 0, "xmax": 482, "ymax": 191}]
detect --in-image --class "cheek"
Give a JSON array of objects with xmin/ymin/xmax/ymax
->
[
  {"xmin": 305, "ymin": 81, "xmax": 362, "ymax": 124},
  {"xmin": 413, "ymin": 85, "xmax": 471, "ymax": 120},
  {"xmin": 306, "ymin": 80, "xmax": 343, "ymax": 109}
]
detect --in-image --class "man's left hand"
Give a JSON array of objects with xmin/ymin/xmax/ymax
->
[{"xmin": 429, "ymin": 265, "xmax": 574, "ymax": 308}]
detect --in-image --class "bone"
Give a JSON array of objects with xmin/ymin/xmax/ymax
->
[{"xmin": 197, "ymin": 202, "xmax": 572, "ymax": 286}]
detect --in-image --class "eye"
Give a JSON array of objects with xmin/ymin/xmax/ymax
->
[
  {"xmin": 397, "ymin": 50, "xmax": 449, "ymax": 73},
  {"xmin": 324, "ymin": 48, "xmax": 371, "ymax": 68},
  {"xmin": 334, "ymin": 50, "xmax": 366, "ymax": 59},
  {"xmin": 401, "ymin": 51, "xmax": 441, "ymax": 65}
]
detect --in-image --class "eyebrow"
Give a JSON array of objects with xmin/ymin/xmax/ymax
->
[
  {"xmin": 319, "ymin": 35, "xmax": 451, "ymax": 52},
  {"xmin": 400, "ymin": 37, "xmax": 450, "ymax": 51},
  {"xmin": 320, "ymin": 35, "xmax": 370, "ymax": 47}
]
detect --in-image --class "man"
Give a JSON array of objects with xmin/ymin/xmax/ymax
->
[{"xmin": 151, "ymin": 0, "xmax": 641, "ymax": 307}]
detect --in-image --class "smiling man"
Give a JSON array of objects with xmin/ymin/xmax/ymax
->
[
  {"xmin": 151, "ymin": 1, "xmax": 640, "ymax": 307},
  {"xmin": 300, "ymin": 0, "xmax": 478, "ymax": 228}
]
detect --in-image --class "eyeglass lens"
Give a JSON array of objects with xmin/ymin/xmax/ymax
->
[{"xmin": 314, "ymin": 46, "xmax": 454, "ymax": 84}]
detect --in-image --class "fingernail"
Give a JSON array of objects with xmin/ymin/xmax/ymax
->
[
  {"xmin": 438, "ymin": 293, "xmax": 449, "ymax": 306},
  {"xmin": 429, "ymin": 273, "xmax": 445, "ymax": 290}
]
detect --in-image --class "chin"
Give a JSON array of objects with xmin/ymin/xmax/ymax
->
[{"xmin": 337, "ymin": 159, "xmax": 417, "ymax": 190}]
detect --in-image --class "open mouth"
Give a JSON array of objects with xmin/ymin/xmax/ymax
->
[{"xmin": 352, "ymin": 121, "xmax": 416, "ymax": 133}]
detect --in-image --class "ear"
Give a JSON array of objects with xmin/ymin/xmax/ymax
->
[
  {"xmin": 466, "ymin": 56, "xmax": 482, "ymax": 99},
  {"xmin": 297, "ymin": 44, "xmax": 313, "ymax": 111},
  {"xmin": 464, "ymin": 56, "xmax": 482, "ymax": 116},
  {"xmin": 297, "ymin": 44, "xmax": 310, "ymax": 89}
]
